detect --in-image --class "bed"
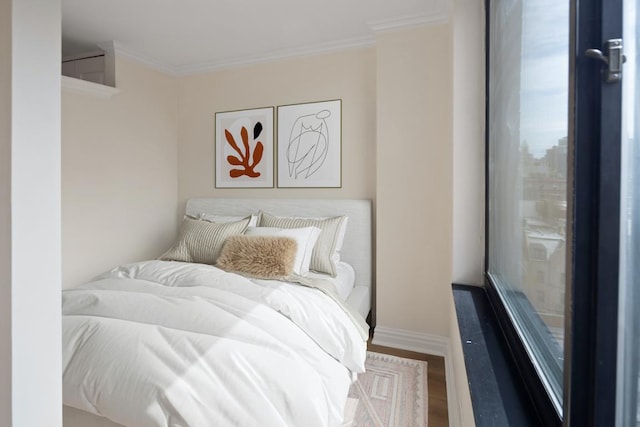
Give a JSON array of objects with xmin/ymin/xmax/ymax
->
[{"xmin": 62, "ymin": 198, "xmax": 372, "ymax": 427}]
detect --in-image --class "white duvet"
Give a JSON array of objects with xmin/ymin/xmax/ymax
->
[{"xmin": 62, "ymin": 260, "xmax": 368, "ymax": 427}]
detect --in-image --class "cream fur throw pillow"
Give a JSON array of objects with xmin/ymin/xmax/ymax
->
[{"xmin": 216, "ymin": 235, "xmax": 298, "ymax": 280}]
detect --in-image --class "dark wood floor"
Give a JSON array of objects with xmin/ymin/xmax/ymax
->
[{"xmin": 367, "ymin": 342, "xmax": 449, "ymax": 427}]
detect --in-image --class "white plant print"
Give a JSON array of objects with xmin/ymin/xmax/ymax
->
[{"xmin": 214, "ymin": 107, "xmax": 274, "ymax": 188}]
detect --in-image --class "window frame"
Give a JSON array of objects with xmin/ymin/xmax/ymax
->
[
  {"xmin": 567, "ymin": 0, "xmax": 623, "ymax": 425},
  {"xmin": 484, "ymin": 0, "xmax": 624, "ymax": 425}
]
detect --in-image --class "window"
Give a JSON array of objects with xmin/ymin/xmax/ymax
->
[
  {"xmin": 486, "ymin": 0, "xmax": 637, "ymax": 424},
  {"xmin": 487, "ymin": 0, "xmax": 569, "ymax": 415}
]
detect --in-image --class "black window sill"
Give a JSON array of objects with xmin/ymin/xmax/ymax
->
[{"xmin": 452, "ymin": 284, "xmax": 542, "ymax": 426}]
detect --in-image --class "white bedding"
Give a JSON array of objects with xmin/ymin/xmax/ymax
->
[
  {"xmin": 307, "ymin": 261, "xmax": 355, "ymax": 301},
  {"xmin": 62, "ymin": 260, "xmax": 368, "ymax": 427}
]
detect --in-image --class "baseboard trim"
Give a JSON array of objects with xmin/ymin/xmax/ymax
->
[
  {"xmin": 372, "ymin": 325, "xmax": 449, "ymax": 356},
  {"xmin": 371, "ymin": 325, "xmax": 461, "ymax": 427}
]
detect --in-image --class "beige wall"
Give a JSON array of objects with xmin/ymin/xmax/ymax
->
[
  {"xmin": 62, "ymin": 57, "xmax": 179, "ymax": 288},
  {"xmin": 375, "ymin": 24, "xmax": 454, "ymax": 337},
  {"xmin": 177, "ymin": 48, "xmax": 377, "ymax": 212}
]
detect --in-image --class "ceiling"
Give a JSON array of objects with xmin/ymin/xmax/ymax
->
[{"xmin": 61, "ymin": 0, "xmax": 449, "ymax": 75}]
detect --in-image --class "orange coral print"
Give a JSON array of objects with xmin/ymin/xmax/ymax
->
[{"xmin": 225, "ymin": 122, "xmax": 264, "ymax": 178}]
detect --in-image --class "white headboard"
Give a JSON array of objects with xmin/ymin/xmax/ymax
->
[{"xmin": 186, "ymin": 198, "xmax": 372, "ymax": 318}]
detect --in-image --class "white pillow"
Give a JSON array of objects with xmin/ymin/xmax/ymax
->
[
  {"xmin": 258, "ymin": 212, "xmax": 348, "ymax": 276},
  {"xmin": 244, "ymin": 226, "xmax": 321, "ymax": 276}
]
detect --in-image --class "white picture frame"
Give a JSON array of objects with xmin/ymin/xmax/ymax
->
[
  {"xmin": 215, "ymin": 107, "xmax": 274, "ymax": 188},
  {"xmin": 277, "ymin": 99, "xmax": 342, "ymax": 188}
]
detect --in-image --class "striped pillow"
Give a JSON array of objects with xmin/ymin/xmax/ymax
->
[
  {"xmin": 159, "ymin": 217, "xmax": 250, "ymax": 265},
  {"xmin": 258, "ymin": 212, "xmax": 348, "ymax": 276}
]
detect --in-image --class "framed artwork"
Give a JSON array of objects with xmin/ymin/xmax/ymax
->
[
  {"xmin": 215, "ymin": 107, "xmax": 274, "ymax": 188},
  {"xmin": 277, "ymin": 99, "xmax": 342, "ymax": 188}
]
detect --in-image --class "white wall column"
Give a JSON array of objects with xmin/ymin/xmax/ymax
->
[{"xmin": 1, "ymin": 0, "xmax": 63, "ymax": 425}]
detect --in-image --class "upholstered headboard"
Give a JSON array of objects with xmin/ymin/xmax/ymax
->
[{"xmin": 185, "ymin": 198, "xmax": 372, "ymax": 318}]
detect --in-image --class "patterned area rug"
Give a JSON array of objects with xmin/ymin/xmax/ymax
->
[{"xmin": 344, "ymin": 351, "xmax": 429, "ymax": 427}]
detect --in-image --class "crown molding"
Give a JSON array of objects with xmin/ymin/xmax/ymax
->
[
  {"xmin": 98, "ymin": 35, "xmax": 376, "ymax": 77},
  {"xmin": 176, "ymin": 35, "xmax": 376, "ymax": 75},
  {"xmin": 368, "ymin": 0, "xmax": 453, "ymax": 33},
  {"xmin": 98, "ymin": 41, "xmax": 181, "ymax": 76}
]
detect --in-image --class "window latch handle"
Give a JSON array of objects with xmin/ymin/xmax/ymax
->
[
  {"xmin": 585, "ymin": 48, "xmax": 608, "ymax": 64},
  {"xmin": 585, "ymin": 39, "xmax": 625, "ymax": 83}
]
